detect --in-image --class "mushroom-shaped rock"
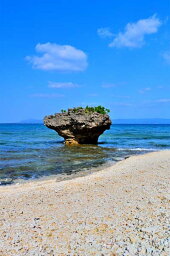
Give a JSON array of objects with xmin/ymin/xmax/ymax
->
[{"xmin": 44, "ymin": 108, "xmax": 112, "ymax": 145}]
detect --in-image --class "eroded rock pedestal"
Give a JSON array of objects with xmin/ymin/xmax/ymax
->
[{"xmin": 44, "ymin": 109, "xmax": 112, "ymax": 145}]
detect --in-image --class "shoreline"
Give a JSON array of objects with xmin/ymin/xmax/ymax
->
[
  {"xmin": 0, "ymin": 149, "xmax": 167, "ymax": 191},
  {"xmin": 0, "ymin": 150, "xmax": 170, "ymax": 255},
  {"xmin": 0, "ymin": 157, "xmax": 117, "ymax": 187},
  {"xmin": 0, "ymin": 147, "xmax": 157, "ymax": 187}
]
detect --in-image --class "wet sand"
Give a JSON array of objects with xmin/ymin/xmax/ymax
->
[{"xmin": 0, "ymin": 150, "xmax": 170, "ymax": 255}]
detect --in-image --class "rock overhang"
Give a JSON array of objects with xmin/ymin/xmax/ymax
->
[{"xmin": 44, "ymin": 108, "xmax": 112, "ymax": 145}]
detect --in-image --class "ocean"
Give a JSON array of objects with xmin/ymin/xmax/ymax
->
[{"xmin": 0, "ymin": 124, "xmax": 170, "ymax": 184}]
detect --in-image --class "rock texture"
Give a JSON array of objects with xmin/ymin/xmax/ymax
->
[{"xmin": 44, "ymin": 108, "xmax": 112, "ymax": 145}]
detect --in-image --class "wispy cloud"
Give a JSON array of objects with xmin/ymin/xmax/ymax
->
[
  {"xmin": 155, "ymin": 98, "xmax": 170, "ymax": 103},
  {"xmin": 26, "ymin": 42, "xmax": 88, "ymax": 72},
  {"xmin": 162, "ymin": 52, "xmax": 170, "ymax": 64},
  {"xmin": 81, "ymin": 102, "xmax": 99, "ymax": 107},
  {"xmin": 97, "ymin": 27, "xmax": 114, "ymax": 38},
  {"xmin": 48, "ymin": 81, "xmax": 79, "ymax": 88},
  {"xmin": 109, "ymin": 15, "xmax": 161, "ymax": 48},
  {"xmin": 101, "ymin": 83, "xmax": 117, "ymax": 88},
  {"xmin": 139, "ymin": 87, "xmax": 151, "ymax": 94},
  {"xmin": 88, "ymin": 93, "xmax": 98, "ymax": 97},
  {"xmin": 111, "ymin": 95, "xmax": 131, "ymax": 99},
  {"xmin": 31, "ymin": 93, "xmax": 64, "ymax": 98},
  {"xmin": 145, "ymin": 98, "xmax": 170, "ymax": 104},
  {"xmin": 112, "ymin": 102, "xmax": 133, "ymax": 106}
]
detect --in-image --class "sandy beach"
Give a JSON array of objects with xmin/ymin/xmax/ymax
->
[{"xmin": 0, "ymin": 150, "xmax": 170, "ymax": 255}]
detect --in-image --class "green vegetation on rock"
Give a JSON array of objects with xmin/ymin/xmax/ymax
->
[
  {"xmin": 84, "ymin": 106, "xmax": 110, "ymax": 114},
  {"xmin": 61, "ymin": 106, "xmax": 110, "ymax": 115},
  {"xmin": 61, "ymin": 109, "xmax": 67, "ymax": 113}
]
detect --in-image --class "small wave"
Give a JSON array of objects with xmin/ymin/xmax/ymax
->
[
  {"xmin": 117, "ymin": 148, "xmax": 156, "ymax": 151},
  {"xmin": 150, "ymin": 144, "xmax": 169, "ymax": 148},
  {"xmin": 0, "ymin": 142, "xmax": 6, "ymax": 145}
]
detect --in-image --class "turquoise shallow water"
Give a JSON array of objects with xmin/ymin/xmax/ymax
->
[{"xmin": 0, "ymin": 124, "xmax": 170, "ymax": 183}]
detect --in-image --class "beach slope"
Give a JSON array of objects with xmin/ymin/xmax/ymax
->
[{"xmin": 0, "ymin": 151, "xmax": 170, "ymax": 255}]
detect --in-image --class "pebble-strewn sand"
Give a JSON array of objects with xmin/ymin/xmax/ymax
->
[{"xmin": 0, "ymin": 151, "xmax": 170, "ymax": 256}]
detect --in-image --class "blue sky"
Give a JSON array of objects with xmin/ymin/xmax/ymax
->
[{"xmin": 1, "ymin": 0, "xmax": 170, "ymax": 122}]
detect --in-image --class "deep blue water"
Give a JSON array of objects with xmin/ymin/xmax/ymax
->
[{"xmin": 0, "ymin": 124, "xmax": 170, "ymax": 183}]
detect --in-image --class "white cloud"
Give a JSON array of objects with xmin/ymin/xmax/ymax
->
[
  {"xmin": 139, "ymin": 87, "xmax": 151, "ymax": 94},
  {"xmin": 31, "ymin": 93, "xmax": 64, "ymax": 98},
  {"xmin": 26, "ymin": 43, "xmax": 88, "ymax": 72},
  {"xmin": 97, "ymin": 28, "xmax": 114, "ymax": 38},
  {"xmin": 162, "ymin": 52, "xmax": 170, "ymax": 64},
  {"xmin": 109, "ymin": 15, "xmax": 161, "ymax": 48},
  {"xmin": 48, "ymin": 81, "xmax": 79, "ymax": 88}
]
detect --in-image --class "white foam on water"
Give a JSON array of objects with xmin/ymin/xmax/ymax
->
[{"xmin": 117, "ymin": 148, "xmax": 156, "ymax": 152}]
